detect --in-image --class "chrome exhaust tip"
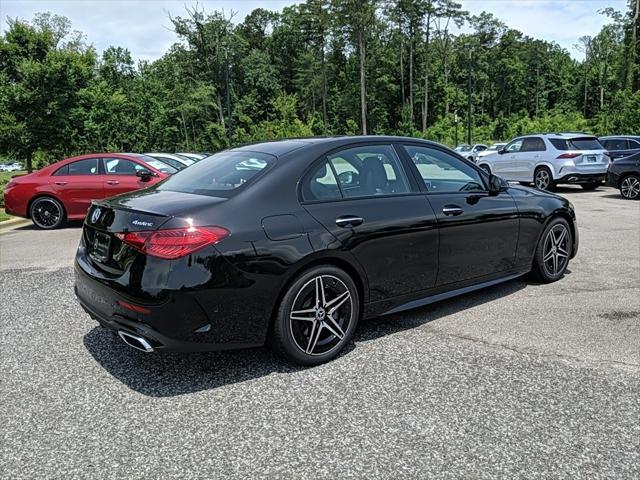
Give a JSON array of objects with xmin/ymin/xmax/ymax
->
[
  {"xmin": 118, "ymin": 330, "xmax": 154, "ymax": 352},
  {"xmin": 567, "ymin": 176, "xmax": 578, "ymax": 182}
]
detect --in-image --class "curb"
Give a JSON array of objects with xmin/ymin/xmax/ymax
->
[{"xmin": 0, "ymin": 217, "xmax": 31, "ymax": 234}]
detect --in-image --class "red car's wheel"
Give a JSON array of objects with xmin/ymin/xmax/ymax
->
[{"xmin": 30, "ymin": 197, "xmax": 65, "ymax": 229}]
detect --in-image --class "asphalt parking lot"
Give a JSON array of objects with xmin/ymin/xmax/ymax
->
[{"xmin": 1, "ymin": 186, "xmax": 639, "ymax": 479}]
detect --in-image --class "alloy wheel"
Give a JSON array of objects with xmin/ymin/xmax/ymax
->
[
  {"xmin": 289, "ymin": 275, "xmax": 353, "ymax": 356},
  {"xmin": 535, "ymin": 169, "xmax": 551, "ymax": 190},
  {"xmin": 31, "ymin": 198, "xmax": 62, "ymax": 229},
  {"xmin": 542, "ymin": 224, "xmax": 570, "ymax": 276},
  {"xmin": 621, "ymin": 176, "xmax": 640, "ymax": 199}
]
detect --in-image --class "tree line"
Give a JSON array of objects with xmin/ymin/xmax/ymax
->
[{"xmin": 0, "ymin": 0, "xmax": 638, "ymax": 172}]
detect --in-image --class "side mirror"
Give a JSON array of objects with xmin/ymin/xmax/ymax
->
[
  {"xmin": 497, "ymin": 148, "xmax": 506, "ymax": 155},
  {"xmin": 488, "ymin": 174, "xmax": 508, "ymax": 195},
  {"xmin": 136, "ymin": 170, "xmax": 153, "ymax": 182}
]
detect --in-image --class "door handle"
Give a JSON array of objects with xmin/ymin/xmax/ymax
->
[
  {"xmin": 55, "ymin": 181, "xmax": 68, "ymax": 186},
  {"xmin": 106, "ymin": 180, "xmax": 120, "ymax": 185},
  {"xmin": 335, "ymin": 216, "xmax": 364, "ymax": 228},
  {"xmin": 442, "ymin": 205, "xmax": 463, "ymax": 216}
]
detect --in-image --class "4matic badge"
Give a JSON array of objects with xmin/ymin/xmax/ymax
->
[{"xmin": 132, "ymin": 219, "xmax": 154, "ymax": 227}]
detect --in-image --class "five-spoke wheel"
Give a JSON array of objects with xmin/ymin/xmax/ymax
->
[
  {"xmin": 620, "ymin": 174, "xmax": 640, "ymax": 200},
  {"xmin": 534, "ymin": 167, "xmax": 554, "ymax": 191},
  {"xmin": 532, "ymin": 217, "xmax": 572, "ymax": 282},
  {"xmin": 272, "ymin": 266, "xmax": 359, "ymax": 365},
  {"xmin": 30, "ymin": 197, "xmax": 65, "ymax": 229}
]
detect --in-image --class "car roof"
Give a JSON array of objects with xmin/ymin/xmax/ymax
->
[
  {"xmin": 599, "ymin": 135, "xmax": 640, "ymax": 140},
  {"xmin": 230, "ymin": 136, "xmax": 440, "ymax": 158}
]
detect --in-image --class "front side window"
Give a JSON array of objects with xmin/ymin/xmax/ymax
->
[
  {"xmin": 404, "ymin": 145, "xmax": 485, "ymax": 193},
  {"xmin": 158, "ymin": 151, "xmax": 274, "ymax": 197},
  {"xmin": 628, "ymin": 139, "xmax": 640, "ymax": 148},
  {"xmin": 327, "ymin": 145, "xmax": 410, "ymax": 198},
  {"xmin": 103, "ymin": 158, "xmax": 143, "ymax": 175},
  {"xmin": 55, "ymin": 158, "xmax": 99, "ymax": 176},
  {"xmin": 505, "ymin": 139, "xmax": 523, "ymax": 153}
]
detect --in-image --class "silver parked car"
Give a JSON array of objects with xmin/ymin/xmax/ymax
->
[
  {"xmin": 454, "ymin": 144, "xmax": 488, "ymax": 162},
  {"xmin": 477, "ymin": 133, "xmax": 609, "ymax": 190}
]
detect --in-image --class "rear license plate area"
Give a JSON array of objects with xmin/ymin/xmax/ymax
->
[
  {"xmin": 90, "ymin": 231, "xmax": 111, "ymax": 262},
  {"xmin": 584, "ymin": 155, "xmax": 596, "ymax": 163}
]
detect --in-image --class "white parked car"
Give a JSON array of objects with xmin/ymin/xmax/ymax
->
[
  {"xmin": 454, "ymin": 144, "xmax": 488, "ymax": 162},
  {"xmin": 477, "ymin": 133, "xmax": 609, "ymax": 191},
  {"xmin": 1, "ymin": 162, "xmax": 23, "ymax": 172},
  {"xmin": 476, "ymin": 143, "xmax": 506, "ymax": 160}
]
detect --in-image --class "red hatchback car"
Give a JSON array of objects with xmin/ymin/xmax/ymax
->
[{"xmin": 4, "ymin": 153, "xmax": 176, "ymax": 229}]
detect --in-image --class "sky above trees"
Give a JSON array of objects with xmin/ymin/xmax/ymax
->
[{"xmin": 1, "ymin": 0, "xmax": 628, "ymax": 61}]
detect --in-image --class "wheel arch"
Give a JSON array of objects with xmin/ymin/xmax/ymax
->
[
  {"xmin": 536, "ymin": 209, "xmax": 577, "ymax": 261},
  {"xmin": 534, "ymin": 162, "xmax": 557, "ymax": 179},
  {"xmin": 26, "ymin": 193, "xmax": 66, "ymax": 220},
  {"xmin": 267, "ymin": 253, "xmax": 369, "ymax": 335}
]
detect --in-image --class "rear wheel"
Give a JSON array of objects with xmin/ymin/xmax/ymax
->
[
  {"xmin": 531, "ymin": 217, "xmax": 572, "ymax": 283},
  {"xmin": 581, "ymin": 181, "xmax": 601, "ymax": 190},
  {"xmin": 534, "ymin": 166, "xmax": 555, "ymax": 191},
  {"xmin": 30, "ymin": 197, "xmax": 65, "ymax": 229},
  {"xmin": 620, "ymin": 174, "xmax": 640, "ymax": 199},
  {"xmin": 271, "ymin": 265, "xmax": 360, "ymax": 366}
]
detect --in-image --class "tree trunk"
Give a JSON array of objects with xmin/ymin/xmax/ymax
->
[
  {"xmin": 409, "ymin": 26, "xmax": 414, "ymax": 121},
  {"xmin": 400, "ymin": 37, "xmax": 405, "ymax": 104},
  {"xmin": 358, "ymin": 30, "xmax": 367, "ymax": 135},
  {"xmin": 216, "ymin": 92, "xmax": 225, "ymax": 128},
  {"xmin": 26, "ymin": 151, "xmax": 33, "ymax": 174},
  {"xmin": 421, "ymin": 15, "xmax": 431, "ymax": 133},
  {"xmin": 321, "ymin": 46, "xmax": 328, "ymax": 130}
]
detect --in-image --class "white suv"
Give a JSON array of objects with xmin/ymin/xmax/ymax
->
[{"xmin": 477, "ymin": 133, "xmax": 609, "ymax": 190}]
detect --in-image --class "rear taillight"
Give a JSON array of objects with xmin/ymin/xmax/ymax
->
[
  {"xmin": 115, "ymin": 226, "xmax": 229, "ymax": 260},
  {"xmin": 556, "ymin": 153, "xmax": 581, "ymax": 159}
]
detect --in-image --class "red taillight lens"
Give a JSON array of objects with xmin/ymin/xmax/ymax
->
[
  {"xmin": 116, "ymin": 226, "xmax": 229, "ymax": 260},
  {"xmin": 117, "ymin": 300, "xmax": 151, "ymax": 315},
  {"xmin": 556, "ymin": 153, "xmax": 581, "ymax": 159}
]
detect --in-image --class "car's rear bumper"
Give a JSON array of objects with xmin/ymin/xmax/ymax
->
[
  {"xmin": 74, "ymin": 260, "xmax": 261, "ymax": 353},
  {"xmin": 606, "ymin": 171, "xmax": 621, "ymax": 188},
  {"xmin": 556, "ymin": 173, "xmax": 606, "ymax": 184}
]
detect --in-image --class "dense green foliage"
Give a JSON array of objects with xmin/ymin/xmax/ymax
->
[{"xmin": 0, "ymin": 1, "xmax": 638, "ymax": 171}]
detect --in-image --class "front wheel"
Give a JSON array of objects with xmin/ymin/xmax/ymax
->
[
  {"xmin": 271, "ymin": 266, "xmax": 360, "ymax": 366},
  {"xmin": 531, "ymin": 218, "xmax": 572, "ymax": 283},
  {"xmin": 30, "ymin": 197, "xmax": 65, "ymax": 229},
  {"xmin": 479, "ymin": 164, "xmax": 491, "ymax": 175},
  {"xmin": 620, "ymin": 174, "xmax": 640, "ymax": 199}
]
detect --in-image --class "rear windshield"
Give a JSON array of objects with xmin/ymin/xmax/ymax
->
[
  {"xmin": 158, "ymin": 150, "xmax": 275, "ymax": 197},
  {"xmin": 549, "ymin": 138, "xmax": 603, "ymax": 151}
]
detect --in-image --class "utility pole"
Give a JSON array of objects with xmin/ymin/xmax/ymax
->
[
  {"xmin": 454, "ymin": 111, "xmax": 458, "ymax": 147},
  {"xmin": 466, "ymin": 45, "xmax": 473, "ymax": 146}
]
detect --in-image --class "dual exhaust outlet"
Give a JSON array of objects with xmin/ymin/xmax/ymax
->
[{"xmin": 118, "ymin": 330, "xmax": 154, "ymax": 353}]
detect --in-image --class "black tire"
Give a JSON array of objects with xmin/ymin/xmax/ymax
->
[
  {"xmin": 580, "ymin": 182, "xmax": 601, "ymax": 191},
  {"xmin": 531, "ymin": 217, "xmax": 572, "ymax": 283},
  {"xmin": 271, "ymin": 265, "xmax": 360, "ymax": 366},
  {"xmin": 479, "ymin": 164, "xmax": 491, "ymax": 175},
  {"xmin": 533, "ymin": 166, "xmax": 555, "ymax": 191},
  {"xmin": 519, "ymin": 182, "xmax": 531, "ymax": 186},
  {"xmin": 29, "ymin": 196, "xmax": 65, "ymax": 229},
  {"xmin": 619, "ymin": 174, "xmax": 640, "ymax": 199}
]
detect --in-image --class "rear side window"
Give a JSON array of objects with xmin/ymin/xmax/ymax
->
[
  {"xmin": 629, "ymin": 139, "xmax": 640, "ymax": 148},
  {"xmin": 158, "ymin": 151, "xmax": 274, "ymax": 197},
  {"xmin": 302, "ymin": 161, "xmax": 341, "ymax": 202},
  {"xmin": 602, "ymin": 139, "xmax": 627, "ymax": 150},
  {"xmin": 521, "ymin": 137, "xmax": 546, "ymax": 152},
  {"xmin": 55, "ymin": 158, "xmax": 99, "ymax": 176},
  {"xmin": 549, "ymin": 137, "xmax": 603, "ymax": 150},
  {"xmin": 327, "ymin": 145, "xmax": 410, "ymax": 198}
]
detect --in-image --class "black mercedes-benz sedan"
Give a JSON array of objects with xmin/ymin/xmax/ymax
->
[
  {"xmin": 74, "ymin": 136, "xmax": 579, "ymax": 365},
  {"xmin": 606, "ymin": 151, "xmax": 640, "ymax": 199}
]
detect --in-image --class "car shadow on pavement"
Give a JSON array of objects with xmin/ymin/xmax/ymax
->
[
  {"xmin": 10, "ymin": 220, "xmax": 84, "ymax": 231},
  {"xmin": 83, "ymin": 278, "xmax": 528, "ymax": 398}
]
